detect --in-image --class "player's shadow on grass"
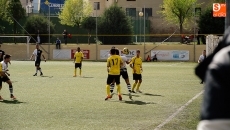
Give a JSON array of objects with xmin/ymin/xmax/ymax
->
[
  {"xmin": 122, "ymin": 93, "xmax": 140, "ymax": 97},
  {"xmin": 123, "ymin": 100, "xmax": 156, "ymax": 105},
  {"xmin": 1, "ymin": 100, "xmax": 25, "ymax": 104},
  {"xmin": 81, "ymin": 76, "xmax": 94, "ymax": 78},
  {"xmin": 11, "ymin": 81, "xmax": 18, "ymax": 83},
  {"xmin": 142, "ymin": 93, "xmax": 163, "ymax": 97},
  {"xmin": 41, "ymin": 75, "xmax": 53, "ymax": 78}
]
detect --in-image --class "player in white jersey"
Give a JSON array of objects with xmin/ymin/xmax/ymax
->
[
  {"xmin": 110, "ymin": 49, "xmax": 132, "ymax": 100},
  {"xmin": 30, "ymin": 44, "xmax": 46, "ymax": 76},
  {"xmin": 1, "ymin": 54, "xmax": 16, "ymax": 100}
]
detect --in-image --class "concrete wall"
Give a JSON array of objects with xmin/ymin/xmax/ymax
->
[{"xmin": 2, "ymin": 44, "xmax": 205, "ymax": 62}]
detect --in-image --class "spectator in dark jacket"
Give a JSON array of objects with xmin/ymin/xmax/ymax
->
[
  {"xmin": 62, "ymin": 29, "xmax": 68, "ymax": 45},
  {"xmin": 56, "ymin": 38, "xmax": 61, "ymax": 49}
]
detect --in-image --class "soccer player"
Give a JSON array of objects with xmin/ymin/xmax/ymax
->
[
  {"xmin": 73, "ymin": 47, "xmax": 84, "ymax": 77},
  {"xmin": 0, "ymin": 45, "xmax": 11, "ymax": 65},
  {"xmin": 107, "ymin": 46, "xmax": 115, "ymax": 58},
  {"xmin": 198, "ymin": 50, "xmax": 206, "ymax": 84},
  {"xmin": 30, "ymin": 44, "xmax": 46, "ymax": 76},
  {"xmin": 1, "ymin": 54, "xmax": 16, "ymax": 100},
  {"xmin": 109, "ymin": 48, "xmax": 119, "ymax": 91},
  {"xmin": 130, "ymin": 49, "xmax": 143, "ymax": 93},
  {"xmin": 105, "ymin": 48, "xmax": 123, "ymax": 101},
  {"xmin": 110, "ymin": 49, "xmax": 132, "ymax": 100},
  {"xmin": 0, "ymin": 45, "xmax": 5, "ymax": 62},
  {"xmin": 0, "ymin": 61, "xmax": 3, "ymax": 101}
]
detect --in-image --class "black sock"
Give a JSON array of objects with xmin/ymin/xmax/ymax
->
[{"xmin": 9, "ymin": 85, "xmax": 13, "ymax": 95}]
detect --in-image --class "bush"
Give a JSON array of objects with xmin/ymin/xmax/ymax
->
[
  {"xmin": 198, "ymin": 7, "xmax": 224, "ymax": 35},
  {"xmin": 24, "ymin": 15, "xmax": 55, "ymax": 43},
  {"xmin": 98, "ymin": 4, "xmax": 133, "ymax": 45}
]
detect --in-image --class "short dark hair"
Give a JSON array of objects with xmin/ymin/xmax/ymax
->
[
  {"xmin": 115, "ymin": 48, "xmax": 119, "ymax": 55},
  {"xmin": 136, "ymin": 49, "xmax": 140, "ymax": 52},
  {"xmin": 110, "ymin": 49, "xmax": 116, "ymax": 55},
  {"xmin": 4, "ymin": 54, "xmax": 11, "ymax": 59}
]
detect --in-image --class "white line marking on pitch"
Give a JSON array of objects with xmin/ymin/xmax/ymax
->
[{"xmin": 154, "ymin": 90, "xmax": 204, "ymax": 130}]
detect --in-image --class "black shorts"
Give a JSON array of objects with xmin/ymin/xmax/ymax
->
[
  {"xmin": 120, "ymin": 68, "xmax": 129, "ymax": 79},
  {"xmin": 106, "ymin": 75, "xmax": 120, "ymax": 85},
  {"xmin": 0, "ymin": 77, "xmax": 2, "ymax": 86},
  {"xmin": 2, "ymin": 75, "xmax": 10, "ymax": 82},
  {"xmin": 35, "ymin": 60, "xmax": 41, "ymax": 66},
  {"xmin": 133, "ymin": 73, "xmax": 142, "ymax": 80},
  {"xmin": 75, "ymin": 63, "xmax": 82, "ymax": 69}
]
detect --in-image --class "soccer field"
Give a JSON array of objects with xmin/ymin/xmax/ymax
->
[{"xmin": 0, "ymin": 61, "xmax": 203, "ymax": 130}]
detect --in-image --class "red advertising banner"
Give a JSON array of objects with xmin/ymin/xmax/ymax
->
[{"xmin": 71, "ymin": 49, "xmax": 90, "ymax": 59}]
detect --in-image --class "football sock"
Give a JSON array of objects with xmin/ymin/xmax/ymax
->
[
  {"xmin": 110, "ymin": 83, "xmax": 115, "ymax": 93},
  {"xmin": 117, "ymin": 84, "xmax": 121, "ymax": 95},
  {"xmin": 106, "ymin": 85, "xmax": 110, "ymax": 96},
  {"xmin": 132, "ymin": 83, "xmax": 137, "ymax": 91},
  {"xmin": 136, "ymin": 83, "xmax": 141, "ymax": 90},
  {"xmin": 79, "ymin": 69, "xmax": 82, "ymax": 76},
  {"xmin": 127, "ymin": 84, "xmax": 131, "ymax": 92},
  {"xmin": 74, "ymin": 69, "xmax": 77, "ymax": 76},
  {"xmin": 9, "ymin": 85, "xmax": 13, "ymax": 94},
  {"xmin": 39, "ymin": 68, "xmax": 42, "ymax": 73},
  {"xmin": 35, "ymin": 68, "xmax": 38, "ymax": 73}
]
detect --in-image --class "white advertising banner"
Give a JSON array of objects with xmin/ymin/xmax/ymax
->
[
  {"xmin": 100, "ymin": 50, "xmax": 136, "ymax": 60},
  {"xmin": 151, "ymin": 50, "xmax": 189, "ymax": 61},
  {"xmin": 100, "ymin": 50, "xmax": 110, "ymax": 60},
  {"xmin": 53, "ymin": 49, "xmax": 71, "ymax": 59}
]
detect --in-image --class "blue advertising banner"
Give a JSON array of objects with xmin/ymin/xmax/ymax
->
[{"xmin": 40, "ymin": 0, "xmax": 65, "ymax": 16}]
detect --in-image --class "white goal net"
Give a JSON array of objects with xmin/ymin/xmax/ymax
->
[
  {"xmin": 206, "ymin": 35, "xmax": 223, "ymax": 56},
  {"xmin": 0, "ymin": 36, "xmax": 31, "ymax": 60}
]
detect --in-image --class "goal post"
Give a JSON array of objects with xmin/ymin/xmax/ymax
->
[
  {"xmin": 206, "ymin": 35, "xmax": 223, "ymax": 56},
  {"xmin": 0, "ymin": 36, "xmax": 31, "ymax": 60}
]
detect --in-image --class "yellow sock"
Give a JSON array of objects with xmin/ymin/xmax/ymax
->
[
  {"xmin": 106, "ymin": 85, "xmax": 110, "ymax": 96},
  {"xmin": 136, "ymin": 83, "xmax": 141, "ymax": 91},
  {"xmin": 80, "ymin": 69, "xmax": 82, "ymax": 76},
  {"xmin": 117, "ymin": 85, "xmax": 121, "ymax": 95},
  {"xmin": 132, "ymin": 83, "xmax": 137, "ymax": 91},
  {"xmin": 74, "ymin": 69, "xmax": 77, "ymax": 76}
]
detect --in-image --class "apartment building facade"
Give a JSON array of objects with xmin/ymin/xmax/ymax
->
[{"xmin": 89, "ymin": 0, "xmax": 212, "ymax": 34}]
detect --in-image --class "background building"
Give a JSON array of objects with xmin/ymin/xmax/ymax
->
[{"xmin": 18, "ymin": 0, "xmax": 214, "ymax": 43}]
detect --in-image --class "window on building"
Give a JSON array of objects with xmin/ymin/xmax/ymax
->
[
  {"xmin": 142, "ymin": 8, "xmax": 152, "ymax": 17},
  {"xmin": 127, "ymin": 0, "xmax": 136, "ymax": 1},
  {"xmin": 94, "ymin": 2, "xmax": 100, "ymax": 10},
  {"xmin": 126, "ymin": 8, "xmax": 136, "ymax": 17}
]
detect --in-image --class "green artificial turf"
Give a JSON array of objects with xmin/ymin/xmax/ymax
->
[{"xmin": 0, "ymin": 61, "xmax": 203, "ymax": 130}]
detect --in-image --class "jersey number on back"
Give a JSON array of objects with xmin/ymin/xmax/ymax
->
[{"xmin": 112, "ymin": 58, "xmax": 118, "ymax": 65}]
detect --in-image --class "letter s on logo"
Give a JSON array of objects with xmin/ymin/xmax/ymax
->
[{"xmin": 213, "ymin": 3, "xmax": 220, "ymax": 12}]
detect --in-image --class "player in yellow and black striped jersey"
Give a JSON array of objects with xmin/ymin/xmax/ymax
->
[
  {"xmin": 130, "ymin": 49, "xmax": 143, "ymax": 93},
  {"xmin": 105, "ymin": 48, "xmax": 123, "ymax": 101}
]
